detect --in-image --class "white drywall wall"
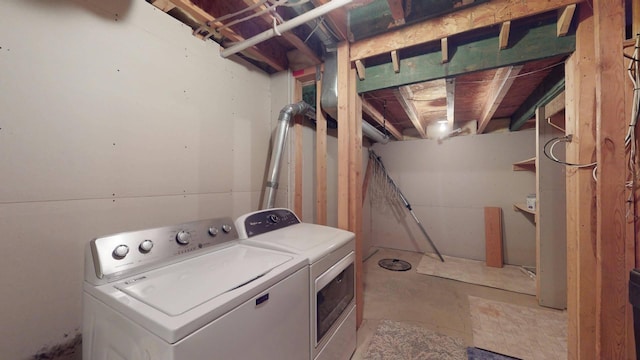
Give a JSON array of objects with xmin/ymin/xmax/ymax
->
[
  {"xmin": 368, "ymin": 130, "xmax": 537, "ymax": 266},
  {"xmin": 0, "ymin": 0, "xmax": 280, "ymax": 358}
]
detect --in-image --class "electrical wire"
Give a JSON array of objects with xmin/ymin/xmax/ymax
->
[{"xmin": 542, "ymin": 136, "xmax": 597, "ymax": 168}]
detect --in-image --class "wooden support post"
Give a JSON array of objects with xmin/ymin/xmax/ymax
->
[
  {"xmin": 593, "ymin": 0, "xmax": 628, "ymax": 356},
  {"xmin": 337, "ymin": 41, "xmax": 350, "ymax": 230},
  {"xmin": 484, "ymin": 207, "xmax": 503, "ymax": 268},
  {"xmin": 316, "ymin": 76, "xmax": 328, "ymax": 225},
  {"xmin": 349, "ymin": 66, "xmax": 364, "ymax": 327},
  {"xmin": 294, "ymin": 78, "xmax": 303, "ymax": 218},
  {"xmin": 565, "ymin": 6, "xmax": 596, "ymax": 359}
]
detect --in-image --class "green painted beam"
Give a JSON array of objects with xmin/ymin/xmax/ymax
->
[
  {"xmin": 509, "ymin": 66, "xmax": 565, "ymax": 131},
  {"xmin": 356, "ymin": 20, "xmax": 575, "ymax": 94}
]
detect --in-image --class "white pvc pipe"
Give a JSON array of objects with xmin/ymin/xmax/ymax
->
[{"xmin": 220, "ymin": 0, "xmax": 353, "ymax": 58}]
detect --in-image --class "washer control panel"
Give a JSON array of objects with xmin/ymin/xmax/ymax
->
[
  {"xmin": 237, "ymin": 208, "xmax": 300, "ymax": 238},
  {"xmin": 88, "ymin": 217, "xmax": 237, "ymax": 283}
]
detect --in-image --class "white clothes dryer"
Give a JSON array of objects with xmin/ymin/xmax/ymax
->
[
  {"xmin": 235, "ymin": 208, "xmax": 356, "ymax": 360},
  {"xmin": 83, "ymin": 216, "xmax": 310, "ymax": 360}
]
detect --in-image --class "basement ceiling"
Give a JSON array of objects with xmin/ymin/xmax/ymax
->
[{"xmin": 149, "ymin": 0, "xmax": 579, "ymax": 140}]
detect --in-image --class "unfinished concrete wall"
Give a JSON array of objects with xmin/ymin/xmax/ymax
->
[
  {"xmin": 368, "ymin": 130, "xmax": 537, "ymax": 266},
  {"xmin": 0, "ymin": 0, "xmax": 279, "ymax": 358}
]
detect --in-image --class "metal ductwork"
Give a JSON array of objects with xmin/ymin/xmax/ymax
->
[{"xmin": 263, "ymin": 101, "xmax": 315, "ymax": 209}]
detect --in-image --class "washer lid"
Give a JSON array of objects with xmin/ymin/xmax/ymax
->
[
  {"xmin": 241, "ymin": 223, "xmax": 354, "ymax": 263},
  {"xmin": 115, "ymin": 245, "xmax": 292, "ymax": 316}
]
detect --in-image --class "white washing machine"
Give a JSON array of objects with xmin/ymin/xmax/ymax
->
[
  {"xmin": 83, "ymin": 216, "xmax": 310, "ymax": 360},
  {"xmin": 235, "ymin": 208, "xmax": 356, "ymax": 360}
]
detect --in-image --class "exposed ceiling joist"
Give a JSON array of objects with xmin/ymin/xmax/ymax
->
[
  {"xmin": 238, "ymin": 0, "xmax": 321, "ymax": 65},
  {"xmin": 557, "ymin": 4, "xmax": 577, "ymax": 36},
  {"xmin": 356, "ymin": 20, "xmax": 575, "ymax": 93},
  {"xmin": 152, "ymin": 0, "xmax": 176, "ymax": 12},
  {"xmin": 478, "ymin": 65, "xmax": 523, "ymax": 133},
  {"xmin": 361, "ymin": 99, "xmax": 404, "ymax": 140},
  {"xmin": 166, "ymin": 0, "xmax": 288, "ymax": 71},
  {"xmin": 510, "ymin": 65, "xmax": 565, "ymax": 130},
  {"xmin": 349, "ymin": 0, "xmax": 583, "ymax": 61},
  {"xmin": 312, "ymin": 0, "xmax": 349, "ymax": 40},
  {"xmin": 396, "ymin": 86, "xmax": 427, "ymax": 138}
]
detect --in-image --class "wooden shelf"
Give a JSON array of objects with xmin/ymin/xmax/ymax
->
[
  {"xmin": 514, "ymin": 203, "xmax": 537, "ymax": 218},
  {"xmin": 512, "ymin": 157, "xmax": 536, "ymax": 171}
]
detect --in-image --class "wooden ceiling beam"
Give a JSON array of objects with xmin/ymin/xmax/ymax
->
[
  {"xmin": 167, "ymin": 0, "xmax": 288, "ymax": 71},
  {"xmin": 510, "ymin": 65, "xmax": 565, "ymax": 130},
  {"xmin": 396, "ymin": 86, "xmax": 427, "ymax": 138},
  {"xmin": 361, "ymin": 99, "xmax": 403, "ymax": 140},
  {"xmin": 350, "ymin": 0, "xmax": 583, "ymax": 61},
  {"xmin": 357, "ymin": 20, "xmax": 574, "ymax": 93},
  {"xmin": 557, "ymin": 4, "xmax": 577, "ymax": 36},
  {"xmin": 477, "ymin": 65, "xmax": 523, "ymax": 133}
]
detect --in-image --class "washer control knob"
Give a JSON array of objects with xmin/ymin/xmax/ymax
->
[
  {"xmin": 267, "ymin": 214, "xmax": 280, "ymax": 224},
  {"xmin": 176, "ymin": 231, "xmax": 191, "ymax": 245},
  {"xmin": 221, "ymin": 224, "xmax": 232, "ymax": 233},
  {"xmin": 208, "ymin": 227, "xmax": 219, "ymax": 236},
  {"xmin": 139, "ymin": 239, "xmax": 154, "ymax": 253},
  {"xmin": 112, "ymin": 244, "xmax": 130, "ymax": 259}
]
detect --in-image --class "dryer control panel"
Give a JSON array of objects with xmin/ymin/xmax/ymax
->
[
  {"xmin": 86, "ymin": 217, "xmax": 238, "ymax": 284},
  {"xmin": 236, "ymin": 208, "xmax": 300, "ymax": 238}
]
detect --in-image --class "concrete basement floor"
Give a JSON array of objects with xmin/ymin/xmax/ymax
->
[{"xmin": 351, "ymin": 247, "xmax": 546, "ymax": 359}]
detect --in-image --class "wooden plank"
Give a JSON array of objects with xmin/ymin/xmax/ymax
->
[
  {"xmin": 167, "ymin": 0, "xmax": 288, "ymax": 71},
  {"xmin": 356, "ymin": 21, "xmax": 575, "ymax": 93},
  {"xmin": 558, "ymin": 4, "xmax": 577, "ymax": 37},
  {"xmin": 635, "ymin": 0, "xmax": 640, "ymax": 39},
  {"xmin": 545, "ymin": 91, "xmax": 566, "ymax": 118},
  {"xmin": 293, "ymin": 65, "xmax": 321, "ymax": 83},
  {"xmin": 499, "ymin": 21, "xmax": 511, "ymax": 50},
  {"xmin": 294, "ymin": 78, "xmax": 303, "ymax": 219},
  {"xmin": 484, "ymin": 207, "xmax": 503, "ymax": 268},
  {"xmin": 446, "ymin": 78, "xmax": 455, "ymax": 130},
  {"xmin": 337, "ymin": 41, "xmax": 350, "ymax": 230},
  {"xmin": 355, "ymin": 60, "xmax": 366, "ymax": 80},
  {"xmin": 396, "ymin": 86, "xmax": 427, "ymax": 138},
  {"xmin": 565, "ymin": 6, "xmax": 597, "ymax": 359},
  {"xmin": 441, "ymin": 37, "xmax": 449, "ymax": 63},
  {"xmin": 350, "ymin": 0, "xmax": 583, "ymax": 61},
  {"xmin": 387, "ymin": 0, "xmax": 406, "ymax": 25},
  {"xmin": 510, "ymin": 65, "xmax": 565, "ymax": 131},
  {"xmin": 391, "ymin": 50, "xmax": 400, "ymax": 73},
  {"xmin": 362, "ymin": 159, "xmax": 373, "ymax": 206},
  {"xmin": 547, "ymin": 111, "xmax": 566, "ymax": 133},
  {"xmin": 348, "ymin": 67, "xmax": 364, "ymax": 328},
  {"xmin": 512, "ymin": 157, "xmax": 536, "ymax": 171},
  {"xmin": 593, "ymin": 0, "xmax": 628, "ymax": 355},
  {"xmin": 361, "ymin": 98, "xmax": 404, "ymax": 140},
  {"xmin": 316, "ymin": 77, "xmax": 327, "ymax": 226},
  {"xmin": 536, "ymin": 106, "xmax": 567, "ymax": 309},
  {"xmin": 151, "ymin": 0, "xmax": 176, "ymax": 12},
  {"xmin": 478, "ymin": 65, "xmax": 523, "ymax": 133}
]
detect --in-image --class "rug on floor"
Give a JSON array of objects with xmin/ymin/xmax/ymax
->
[
  {"xmin": 466, "ymin": 347, "xmax": 521, "ymax": 359},
  {"xmin": 468, "ymin": 296, "xmax": 567, "ymax": 360},
  {"xmin": 416, "ymin": 253, "xmax": 536, "ymax": 295},
  {"xmin": 362, "ymin": 319, "xmax": 466, "ymax": 360}
]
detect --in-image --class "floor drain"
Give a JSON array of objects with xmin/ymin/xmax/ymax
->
[{"xmin": 378, "ymin": 258, "xmax": 412, "ymax": 271}]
